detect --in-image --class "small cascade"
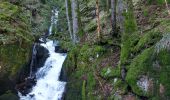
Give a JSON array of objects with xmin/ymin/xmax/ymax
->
[
  {"xmin": 49, "ymin": 9, "xmax": 59, "ymax": 36},
  {"xmin": 29, "ymin": 43, "xmax": 37, "ymax": 78}
]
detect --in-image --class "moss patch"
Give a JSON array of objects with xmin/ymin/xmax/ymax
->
[
  {"xmin": 0, "ymin": 43, "xmax": 31, "ymax": 79},
  {"xmin": 0, "ymin": 2, "xmax": 34, "ymax": 44},
  {"xmin": 100, "ymin": 67, "xmax": 120, "ymax": 79},
  {"xmin": 0, "ymin": 91, "xmax": 18, "ymax": 100},
  {"xmin": 126, "ymin": 47, "xmax": 153, "ymax": 96}
]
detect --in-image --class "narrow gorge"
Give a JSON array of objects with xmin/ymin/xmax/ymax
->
[{"xmin": 0, "ymin": 0, "xmax": 170, "ymax": 100}]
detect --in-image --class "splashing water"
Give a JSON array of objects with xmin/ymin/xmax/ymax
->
[{"xmin": 19, "ymin": 40, "xmax": 67, "ymax": 100}]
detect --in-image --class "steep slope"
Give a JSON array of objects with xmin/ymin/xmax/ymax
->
[
  {"xmin": 0, "ymin": 0, "xmax": 53, "ymax": 99},
  {"xmin": 58, "ymin": 0, "xmax": 170, "ymax": 99}
]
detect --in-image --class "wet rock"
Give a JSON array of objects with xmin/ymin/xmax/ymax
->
[
  {"xmin": 55, "ymin": 46, "xmax": 67, "ymax": 53},
  {"xmin": 16, "ymin": 77, "xmax": 37, "ymax": 95},
  {"xmin": 16, "ymin": 43, "xmax": 49, "ymax": 95}
]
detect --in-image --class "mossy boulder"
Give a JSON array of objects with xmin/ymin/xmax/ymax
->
[
  {"xmin": 133, "ymin": 32, "xmax": 162, "ymax": 52},
  {"xmin": 0, "ymin": 91, "xmax": 18, "ymax": 100},
  {"xmin": 154, "ymin": 49, "xmax": 170, "ymax": 98},
  {"xmin": 126, "ymin": 47, "xmax": 154, "ymax": 96}
]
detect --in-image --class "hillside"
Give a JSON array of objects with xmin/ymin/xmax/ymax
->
[{"xmin": 0, "ymin": 0, "xmax": 170, "ymax": 100}]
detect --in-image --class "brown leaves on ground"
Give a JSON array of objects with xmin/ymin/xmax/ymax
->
[
  {"xmin": 100, "ymin": 47, "xmax": 120, "ymax": 68},
  {"xmin": 93, "ymin": 46, "xmax": 120, "ymax": 98},
  {"xmin": 134, "ymin": 1, "xmax": 170, "ymax": 32}
]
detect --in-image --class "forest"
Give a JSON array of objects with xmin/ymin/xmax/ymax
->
[{"xmin": 0, "ymin": 0, "xmax": 170, "ymax": 100}]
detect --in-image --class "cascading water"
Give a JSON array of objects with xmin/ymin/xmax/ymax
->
[
  {"xmin": 19, "ymin": 9, "xmax": 67, "ymax": 100},
  {"xmin": 29, "ymin": 43, "xmax": 37, "ymax": 78},
  {"xmin": 49, "ymin": 9, "xmax": 59, "ymax": 35}
]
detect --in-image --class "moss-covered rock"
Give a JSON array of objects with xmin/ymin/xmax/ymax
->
[
  {"xmin": 60, "ymin": 0, "xmax": 170, "ymax": 99},
  {"xmin": 126, "ymin": 47, "xmax": 153, "ymax": 96},
  {"xmin": 154, "ymin": 50, "xmax": 170, "ymax": 98},
  {"xmin": 133, "ymin": 32, "xmax": 162, "ymax": 53},
  {"xmin": 0, "ymin": 0, "xmax": 55, "ymax": 96},
  {"xmin": 0, "ymin": 91, "xmax": 18, "ymax": 100}
]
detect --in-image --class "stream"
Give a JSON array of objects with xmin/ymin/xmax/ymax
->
[{"xmin": 18, "ymin": 9, "xmax": 67, "ymax": 100}]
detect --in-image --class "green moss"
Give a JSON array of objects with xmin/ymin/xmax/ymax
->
[
  {"xmin": 156, "ymin": 50, "xmax": 170, "ymax": 97},
  {"xmin": 124, "ymin": 1, "xmax": 137, "ymax": 34},
  {"xmin": 0, "ymin": 2, "xmax": 34, "ymax": 44},
  {"xmin": 114, "ymin": 79, "xmax": 128, "ymax": 94},
  {"xmin": 120, "ymin": 0, "xmax": 138, "ymax": 65},
  {"xmin": 0, "ymin": 43, "xmax": 31, "ymax": 78},
  {"xmin": 100, "ymin": 67, "xmax": 120, "ymax": 79},
  {"xmin": 126, "ymin": 47, "xmax": 153, "ymax": 96},
  {"xmin": 65, "ymin": 43, "xmax": 102, "ymax": 99},
  {"xmin": 78, "ymin": 44, "xmax": 105, "ymax": 62},
  {"xmin": 147, "ymin": 0, "xmax": 170, "ymax": 4},
  {"xmin": 120, "ymin": 32, "xmax": 139, "ymax": 64},
  {"xmin": 0, "ymin": 2, "xmax": 19, "ymax": 20},
  {"xmin": 133, "ymin": 32, "xmax": 161, "ymax": 52},
  {"xmin": 120, "ymin": 36, "xmax": 131, "ymax": 64},
  {"xmin": 157, "ymin": 50, "xmax": 170, "ymax": 66},
  {"xmin": 0, "ymin": 91, "xmax": 18, "ymax": 100},
  {"xmin": 84, "ymin": 19, "xmax": 97, "ymax": 32}
]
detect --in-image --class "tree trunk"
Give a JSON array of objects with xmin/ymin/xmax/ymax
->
[
  {"xmin": 165, "ymin": 0, "xmax": 170, "ymax": 15},
  {"xmin": 106, "ymin": 0, "xmax": 109, "ymax": 13},
  {"xmin": 117, "ymin": 0, "xmax": 124, "ymax": 33},
  {"xmin": 96, "ymin": 0, "xmax": 101, "ymax": 41},
  {"xmin": 65, "ymin": 0, "xmax": 73, "ymax": 41},
  {"xmin": 71, "ymin": 0, "xmax": 79, "ymax": 44},
  {"xmin": 111, "ymin": 0, "xmax": 117, "ymax": 36}
]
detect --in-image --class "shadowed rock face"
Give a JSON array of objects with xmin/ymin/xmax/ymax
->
[
  {"xmin": 16, "ymin": 43, "xmax": 49, "ymax": 95},
  {"xmin": 55, "ymin": 46, "xmax": 67, "ymax": 53}
]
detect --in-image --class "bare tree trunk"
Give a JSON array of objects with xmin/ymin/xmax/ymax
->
[
  {"xmin": 71, "ymin": 0, "xmax": 79, "ymax": 44},
  {"xmin": 65, "ymin": 0, "xmax": 73, "ymax": 41},
  {"xmin": 165, "ymin": 0, "xmax": 170, "ymax": 15},
  {"xmin": 117, "ymin": 0, "xmax": 124, "ymax": 33},
  {"xmin": 111, "ymin": 0, "xmax": 117, "ymax": 36},
  {"xmin": 106, "ymin": 0, "xmax": 109, "ymax": 12},
  {"xmin": 96, "ymin": 0, "xmax": 101, "ymax": 41}
]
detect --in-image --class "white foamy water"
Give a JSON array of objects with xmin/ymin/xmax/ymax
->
[
  {"xmin": 49, "ymin": 9, "xmax": 59, "ymax": 35},
  {"xmin": 19, "ymin": 40, "xmax": 67, "ymax": 100}
]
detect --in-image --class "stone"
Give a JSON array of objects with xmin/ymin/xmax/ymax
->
[{"xmin": 137, "ymin": 75, "xmax": 153, "ymax": 92}]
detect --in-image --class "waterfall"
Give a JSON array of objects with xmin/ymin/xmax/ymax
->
[
  {"xmin": 18, "ymin": 9, "xmax": 67, "ymax": 100},
  {"xmin": 29, "ymin": 43, "xmax": 37, "ymax": 78},
  {"xmin": 49, "ymin": 9, "xmax": 59, "ymax": 35},
  {"xmin": 19, "ymin": 40, "xmax": 67, "ymax": 100}
]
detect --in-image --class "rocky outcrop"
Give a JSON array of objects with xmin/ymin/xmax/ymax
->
[{"xmin": 0, "ymin": 0, "xmax": 54, "ymax": 98}]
